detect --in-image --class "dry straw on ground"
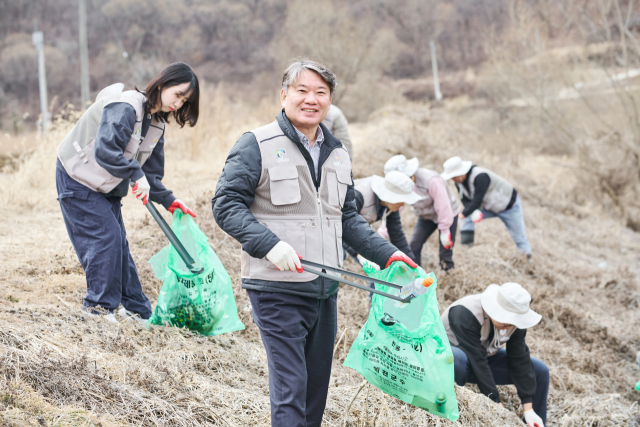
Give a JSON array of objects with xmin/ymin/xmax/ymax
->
[{"xmin": 0, "ymin": 85, "xmax": 639, "ymax": 426}]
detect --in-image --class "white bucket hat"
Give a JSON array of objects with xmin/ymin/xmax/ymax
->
[
  {"xmin": 384, "ymin": 154, "xmax": 419, "ymax": 177},
  {"xmin": 441, "ymin": 156, "xmax": 472, "ymax": 181},
  {"xmin": 371, "ymin": 171, "xmax": 423, "ymax": 205},
  {"xmin": 480, "ymin": 283, "xmax": 542, "ymax": 329}
]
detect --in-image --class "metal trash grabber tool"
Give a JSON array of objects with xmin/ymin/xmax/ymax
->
[
  {"xmin": 142, "ymin": 198, "xmax": 204, "ymax": 275},
  {"xmin": 299, "ymin": 259, "xmax": 412, "ymax": 303}
]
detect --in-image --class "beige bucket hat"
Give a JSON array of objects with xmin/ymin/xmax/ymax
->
[
  {"xmin": 371, "ymin": 171, "xmax": 423, "ymax": 205},
  {"xmin": 480, "ymin": 283, "xmax": 542, "ymax": 329},
  {"xmin": 384, "ymin": 154, "xmax": 419, "ymax": 177},
  {"xmin": 441, "ymin": 156, "xmax": 472, "ymax": 181}
]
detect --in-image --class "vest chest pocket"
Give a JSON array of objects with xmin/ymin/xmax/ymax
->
[
  {"xmin": 328, "ymin": 169, "xmax": 352, "ymax": 208},
  {"xmin": 268, "ymin": 166, "xmax": 301, "ymax": 206}
]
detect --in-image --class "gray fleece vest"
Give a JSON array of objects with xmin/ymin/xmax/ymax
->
[
  {"xmin": 412, "ymin": 168, "xmax": 460, "ymax": 222},
  {"xmin": 441, "ymin": 294, "xmax": 517, "ymax": 357},
  {"xmin": 240, "ymin": 121, "xmax": 353, "ymax": 282},
  {"xmin": 56, "ymin": 83, "xmax": 165, "ymax": 193},
  {"xmin": 459, "ymin": 167, "xmax": 514, "ymax": 214},
  {"xmin": 354, "ymin": 177, "xmax": 378, "ymax": 224}
]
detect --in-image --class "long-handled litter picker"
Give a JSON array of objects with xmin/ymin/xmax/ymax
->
[
  {"xmin": 299, "ymin": 259, "xmax": 412, "ymax": 303},
  {"xmin": 143, "ymin": 199, "xmax": 204, "ymax": 275}
]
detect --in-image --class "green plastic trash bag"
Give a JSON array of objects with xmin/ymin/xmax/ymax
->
[
  {"xmin": 343, "ymin": 262, "xmax": 459, "ymax": 421},
  {"xmin": 148, "ymin": 211, "xmax": 245, "ymax": 336}
]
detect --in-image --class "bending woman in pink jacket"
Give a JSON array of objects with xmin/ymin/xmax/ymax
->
[{"xmin": 384, "ymin": 155, "xmax": 461, "ymax": 271}]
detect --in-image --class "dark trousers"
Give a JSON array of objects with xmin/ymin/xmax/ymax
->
[
  {"xmin": 247, "ymin": 290, "xmax": 337, "ymax": 427},
  {"xmin": 409, "ymin": 216, "xmax": 458, "ymax": 270},
  {"xmin": 452, "ymin": 346, "xmax": 549, "ymax": 424},
  {"xmin": 56, "ymin": 167, "xmax": 152, "ymax": 318}
]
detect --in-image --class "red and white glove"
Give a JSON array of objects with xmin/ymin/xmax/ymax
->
[
  {"xmin": 168, "ymin": 199, "xmax": 196, "ymax": 218},
  {"xmin": 440, "ymin": 232, "xmax": 453, "ymax": 250},
  {"xmin": 470, "ymin": 209, "xmax": 483, "ymax": 224},
  {"xmin": 385, "ymin": 251, "xmax": 418, "ymax": 269},
  {"xmin": 524, "ymin": 409, "xmax": 544, "ymax": 427},
  {"xmin": 131, "ymin": 176, "xmax": 150, "ymax": 205},
  {"xmin": 265, "ymin": 241, "xmax": 303, "ymax": 273}
]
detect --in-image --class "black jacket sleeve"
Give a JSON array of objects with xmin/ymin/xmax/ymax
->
[
  {"xmin": 461, "ymin": 173, "xmax": 490, "ymax": 217},
  {"xmin": 506, "ymin": 329, "xmax": 537, "ymax": 404},
  {"xmin": 341, "ymin": 177, "xmax": 397, "ymax": 268},
  {"xmin": 448, "ymin": 306, "xmax": 502, "ymax": 403},
  {"xmin": 94, "ymin": 103, "xmax": 145, "ymax": 182},
  {"xmin": 141, "ymin": 134, "xmax": 176, "ymax": 210},
  {"xmin": 211, "ymin": 133, "xmax": 280, "ymax": 259},
  {"xmin": 354, "ymin": 189, "xmax": 365, "ymax": 213},
  {"xmin": 385, "ymin": 210, "xmax": 417, "ymax": 263}
]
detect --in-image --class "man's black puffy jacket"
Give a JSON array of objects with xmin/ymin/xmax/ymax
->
[{"xmin": 212, "ymin": 111, "xmax": 398, "ymax": 299}]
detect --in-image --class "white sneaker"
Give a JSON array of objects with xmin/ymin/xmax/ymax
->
[
  {"xmin": 82, "ymin": 308, "xmax": 119, "ymax": 324},
  {"xmin": 104, "ymin": 313, "xmax": 118, "ymax": 324},
  {"xmin": 117, "ymin": 307, "xmax": 148, "ymax": 325}
]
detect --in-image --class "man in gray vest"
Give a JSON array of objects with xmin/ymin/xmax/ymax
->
[
  {"xmin": 442, "ymin": 283, "xmax": 548, "ymax": 426},
  {"xmin": 212, "ymin": 59, "xmax": 415, "ymax": 427},
  {"xmin": 385, "ymin": 155, "xmax": 461, "ymax": 271},
  {"xmin": 441, "ymin": 156, "xmax": 532, "ymax": 259},
  {"xmin": 322, "ymin": 104, "xmax": 353, "ymax": 159}
]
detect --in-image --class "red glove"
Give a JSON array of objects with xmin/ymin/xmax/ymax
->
[
  {"xmin": 131, "ymin": 176, "xmax": 150, "ymax": 205},
  {"xmin": 168, "ymin": 199, "xmax": 196, "ymax": 218},
  {"xmin": 385, "ymin": 251, "xmax": 418, "ymax": 269}
]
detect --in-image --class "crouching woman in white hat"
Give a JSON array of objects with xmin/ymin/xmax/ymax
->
[
  {"xmin": 441, "ymin": 283, "xmax": 548, "ymax": 427},
  {"xmin": 349, "ymin": 171, "xmax": 422, "ymax": 267}
]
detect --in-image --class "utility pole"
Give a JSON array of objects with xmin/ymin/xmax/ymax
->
[
  {"xmin": 429, "ymin": 41, "xmax": 442, "ymax": 102},
  {"xmin": 79, "ymin": 0, "xmax": 90, "ymax": 107},
  {"xmin": 32, "ymin": 23, "xmax": 50, "ymax": 132}
]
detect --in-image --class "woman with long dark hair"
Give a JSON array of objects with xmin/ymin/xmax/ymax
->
[{"xmin": 55, "ymin": 62, "xmax": 200, "ymax": 322}]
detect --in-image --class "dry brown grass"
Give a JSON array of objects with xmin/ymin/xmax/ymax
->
[{"xmin": 0, "ymin": 80, "xmax": 639, "ymax": 426}]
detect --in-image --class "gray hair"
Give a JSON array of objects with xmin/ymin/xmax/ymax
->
[{"xmin": 281, "ymin": 59, "xmax": 337, "ymax": 96}]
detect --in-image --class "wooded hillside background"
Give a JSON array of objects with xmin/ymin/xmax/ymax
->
[{"xmin": 0, "ymin": 0, "xmax": 596, "ymax": 131}]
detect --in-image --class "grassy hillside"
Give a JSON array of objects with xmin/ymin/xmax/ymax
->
[{"xmin": 0, "ymin": 80, "xmax": 639, "ymax": 425}]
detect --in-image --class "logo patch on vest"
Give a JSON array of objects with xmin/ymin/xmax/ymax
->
[
  {"xmin": 333, "ymin": 152, "xmax": 346, "ymax": 167},
  {"xmin": 276, "ymin": 149, "xmax": 289, "ymax": 162},
  {"xmin": 135, "ymin": 128, "xmax": 141, "ymax": 137}
]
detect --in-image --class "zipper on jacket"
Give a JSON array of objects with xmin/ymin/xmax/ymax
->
[{"xmin": 316, "ymin": 188, "xmax": 325, "ymax": 297}]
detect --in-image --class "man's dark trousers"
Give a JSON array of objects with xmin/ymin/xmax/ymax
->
[
  {"xmin": 247, "ymin": 289, "xmax": 338, "ymax": 427},
  {"xmin": 56, "ymin": 167, "xmax": 152, "ymax": 318},
  {"xmin": 452, "ymin": 346, "xmax": 549, "ymax": 424},
  {"xmin": 409, "ymin": 216, "xmax": 458, "ymax": 271}
]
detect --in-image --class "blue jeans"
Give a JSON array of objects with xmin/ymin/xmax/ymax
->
[
  {"xmin": 56, "ymin": 167, "xmax": 152, "ymax": 318},
  {"xmin": 460, "ymin": 196, "xmax": 531, "ymax": 255},
  {"xmin": 452, "ymin": 346, "xmax": 548, "ymax": 424}
]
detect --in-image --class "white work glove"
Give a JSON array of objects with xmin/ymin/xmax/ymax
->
[
  {"xmin": 524, "ymin": 409, "xmax": 544, "ymax": 427},
  {"xmin": 265, "ymin": 241, "xmax": 303, "ymax": 272},
  {"xmin": 470, "ymin": 209, "xmax": 483, "ymax": 224},
  {"xmin": 132, "ymin": 175, "xmax": 151, "ymax": 205},
  {"xmin": 357, "ymin": 254, "xmax": 380, "ymax": 271},
  {"xmin": 440, "ymin": 232, "xmax": 453, "ymax": 250}
]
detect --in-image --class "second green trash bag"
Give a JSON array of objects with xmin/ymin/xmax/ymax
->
[
  {"xmin": 343, "ymin": 262, "xmax": 459, "ymax": 421},
  {"xmin": 148, "ymin": 211, "xmax": 245, "ymax": 336}
]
